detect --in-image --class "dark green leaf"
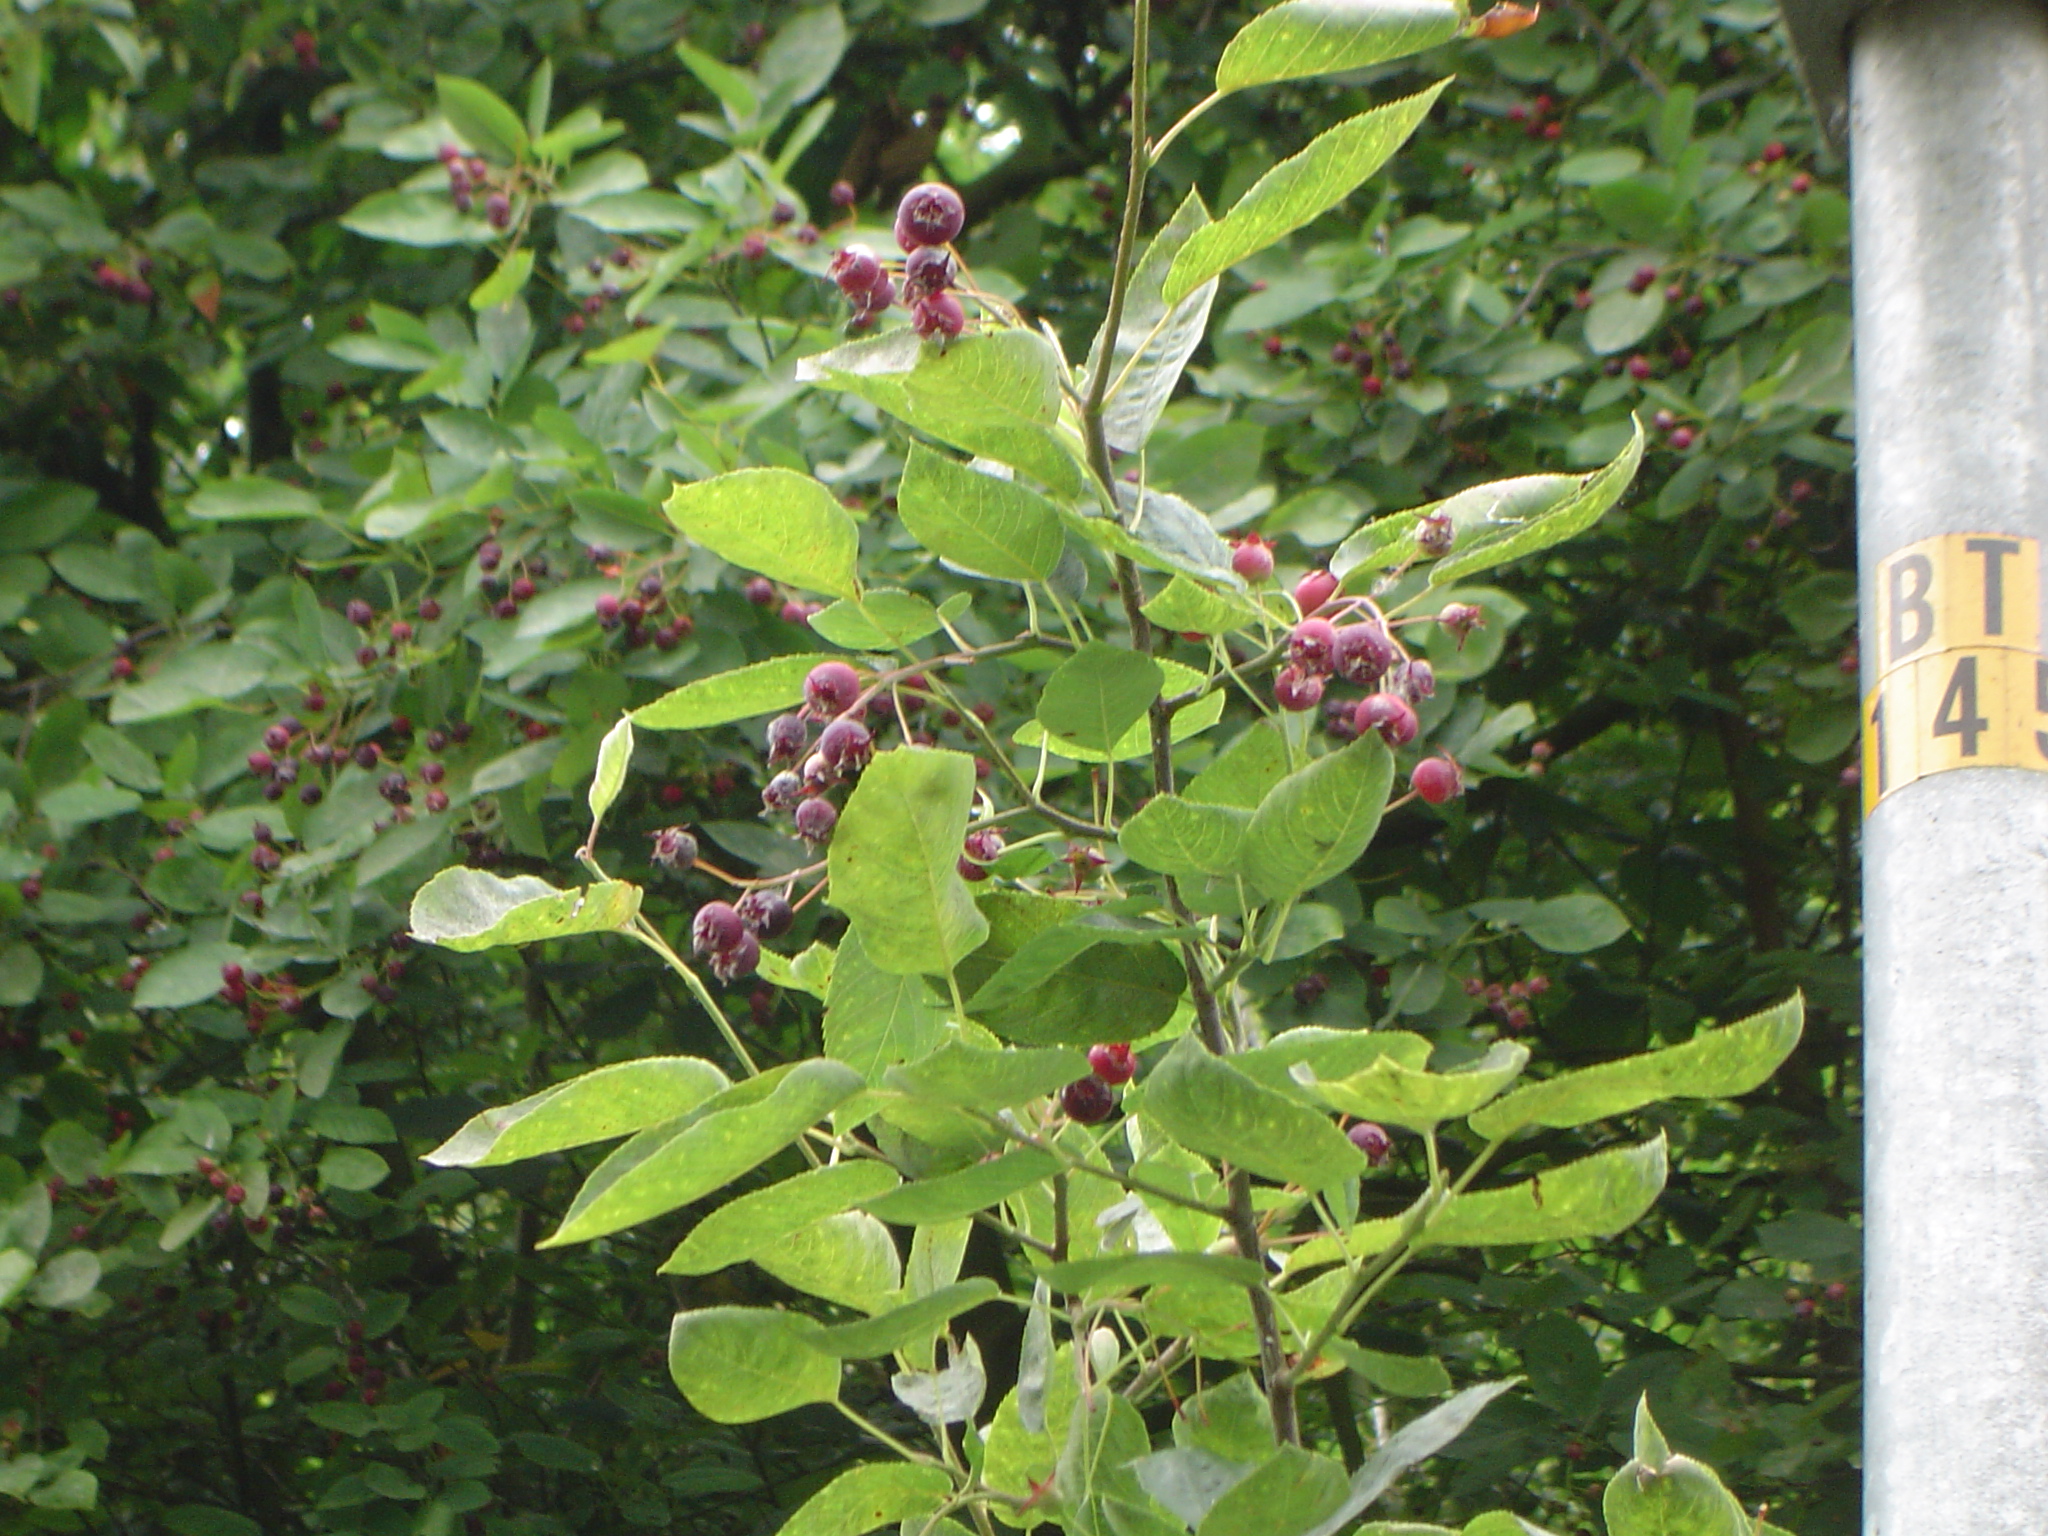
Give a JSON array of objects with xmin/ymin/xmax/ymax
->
[{"xmin": 1240, "ymin": 735, "xmax": 1395, "ymax": 900}]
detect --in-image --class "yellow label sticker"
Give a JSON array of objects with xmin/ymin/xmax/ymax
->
[
  {"xmin": 1872, "ymin": 533, "xmax": 2041, "ymax": 675},
  {"xmin": 1863, "ymin": 646, "xmax": 2048, "ymax": 814}
]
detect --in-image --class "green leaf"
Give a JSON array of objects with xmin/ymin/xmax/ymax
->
[
  {"xmin": 587, "ymin": 716, "xmax": 634, "ymax": 831},
  {"xmin": 340, "ymin": 190, "xmax": 491, "ymax": 248},
  {"xmin": 469, "ymin": 247, "xmax": 534, "ymax": 310},
  {"xmin": 408, "ymin": 869, "xmax": 642, "ymax": 952},
  {"xmin": 826, "ymin": 748, "xmax": 988, "ymax": 978},
  {"xmin": 797, "ymin": 329, "xmax": 1087, "ymax": 499},
  {"xmin": 1164, "ymin": 81, "xmax": 1450, "ymax": 305},
  {"xmin": 1297, "ymin": 1041, "xmax": 1529, "ymax": 1134},
  {"xmin": 585, "ymin": 323, "xmax": 671, "ymax": 364},
  {"xmin": 1090, "ymin": 191, "xmax": 1218, "ymax": 453},
  {"xmin": 1234, "ymin": 1029, "xmax": 1432, "ymax": 1102},
  {"xmin": 810, "ymin": 590, "xmax": 943, "ymax": 651},
  {"xmin": 667, "ymin": 1306, "xmax": 841, "ymax": 1423},
  {"xmin": 81, "ymin": 724, "xmax": 160, "ymax": 792},
  {"xmin": 674, "ymin": 41, "xmax": 761, "ymax": 124},
  {"xmin": 1517, "ymin": 892, "xmax": 1632, "ymax": 953},
  {"xmin": 959, "ymin": 892, "xmax": 1188, "ymax": 1047},
  {"xmin": 319, "ymin": 1147, "xmax": 390, "ymax": 1192},
  {"xmin": 896, "ymin": 443, "xmax": 1064, "ymax": 582},
  {"xmin": 772, "ymin": 1461, "xmax": 953, "ymax": 1536},
  {"xmin": 1240, "ymin": 735, "xmax": 1395, "ymax": 901},
  {"xmin": 1189, "ymin": 723, "xmax": 1292, "ymax": 808},
  {"xmin": 883, "ymin": 1041, "xmax": 1089, "ymax": 1109},
  {"xmin": 1602, "ymin": 1397, "xmax": 1751, "ymax": 1536},
  {"xmin": 1301, "ymin": 1382, "xmax": 1519, "ymax": 1536},
  {"xmin": 660, "ymin": 1161, "xmax": 901, "ymax": 1275},
  {"xmin": 822, "ymin": 929, "xmax": 949, "ymax": 1082},
  {"xmin": 1044, "ymin": 1252, "xmax": 1265, "ymax": 1294},
  {"xmin": 1142, "ymin": 1035, "xmax": 1367, "ymax": 1189},
  {"xmin": 166, "ymin": 1507, "xmax": 262, "ymax": 1536},
  {"xmin": 753, "ymin": 1210, "xmax": 903, "ymax": 1312},
  {"xmin": 1140, "ymin": 575, "xmax": 1265, "ymax": 637},
  {"xmin": 807, "ymin": 1279, "xmax": 1001, "ymax": 1360},
  {"xmin": 1037, "ymin": 642, "xmax": 1164, "ymax": 755},
  {"xmin": 131, "ymin": 942, "xmax": 249, "ymax": 1011},
  {"xmin": 1198, "ymin": 1447, "xmax": 1349, "ymax": 1536},
  {"xmin": 867, "ymin": 1148, "xmax": 1061, "ymax": 1225},
  {"xmin": 543, "ymin": 1060, "xmax": 864, "ymax": 1246},
  {"xmin": 1333, "ymin": 1343, "xmax": 1454, "ymax": 1399},
  {"xmin": 427, "ymin": 1056, "xmax": 731, "ymax": 1168},
  {"xmin": 665, "ymin": 468, "xmax": 859, "ymax": 600},
  {"xmin": 1424, "ymin": 421, "xmax": 1646, "ymax": 586},
  {"xmin": 1470, "ymin": 995, "xmax": 1803, "ymax": 1140},
  {"xmin": 1584, "ymin": 289, "xmax": 1665, "ymax": 355},
  {"xmin": 437, "ymin": 75, "xmax": 529, "ymax": 162},
  {"xmin": 0, "ymin": 941, "xmax": 45, "ymax": 1005},
  {"xmin": 1013, "ymin": 657, "xmax": 1224, "ymax": 764},
  {"xmin": 1216, "ymin": 0, "xmax": 1462, "ymax": 94},
  {"xmin": 1119, "ymin": 794, "xmax": 1253, "ymax": 879},
  {"xmin": 186, "ymin": 477, "xmax": 321, "ymax": 522},
  {"xmin": 632, "ymin": 654, "xmax": 816, "ymax": 731}
]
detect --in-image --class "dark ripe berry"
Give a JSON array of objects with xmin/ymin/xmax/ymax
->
[
  {"xmin": 272, "ymin": 757, "xmax": 299, "ymax": 785},
  {"xmin": 1762, "ymin": 139, "xmax": 1787, "ymax": 163},
  {"xmin": 345, "ymin": 599, "xmax": 374, "ymax": 626},
  {"xmin": 830, "ymin": 179, "xmax": 857, "ymax": 208},
  {"xmin": 804, "ymin": 660, "xmax": 862, "ymax": 716},
  {"xmin": 388, "ymin": 620, "xmax": 414, "ymax": 643},
  {"xmin": 222, "ymin": 963, "xmax": 244, "ymax": 985},
  {"xmin": 636, "ymin": 571, "xmax": 664, "ymax": 599},
  {"xmin": 1293, "ymin": 973, "xmax": 1329, "ymax": 1007},
  {"xmin": 816, "ymin": 718, "xmax": 873, "ymax": 774},
  {"xmin": 424, "ymin": 789, "xmax": 449, "ymax": 813},
  {"xmin": 449, "ymin": 720, "xmax": 473, "ymax": 744},
  {"xmin": 477, "ymin": 539, "xmax": 504, "ymax": 574},
  {"xmin": 490, "ymin": 597, "xmax": 517, "ymax": 621},
  {"xmin": 1294, "ymin": 569, "xmax": 1339, "ymax": 617},
  {"xmin": 378, "ymin": 772, "xmax": 411, "ymax": 805},
  {"xmin": 1415, "ymin": 510, "xmax": 1454, "ymax": 557},
  {"xmin": 1273, "ymin": 666, "xmax": 1325, "ymax": 712},
  {"xmin": 251, "ymin": 844, "xmax": 282, "ymax": 873},
  {"xmin": 659, "ymin": 783, "xmax": 686, "ymax": 806},
  {"xmin": 277, "ymin": 715, "xmax": 304, "ymax": 738},
  {"xmin": 252, "ymin": 821, "xmax": 275, "ymax": 845},
  {"xmin": 356, "ymin": 644, "xmax": 380, "ymax": 667},
  {"xmin": 765, "ymin": 714, "xmax": 808, "ymax": 765},
  {"xmin": 1354, "ymin": 692, "xmax": 1419, "ymax": 746},
  {"xmin": 650, "ymin": 827, "xmax": 699, "ymax": 870},
  {"xmin": 1398, "ymin": 659, "xmax": 1436, "ymax": 701},
  {"xmin": 619, "ymin": 599, "xmax": 645, "ymax": 627},
  {"xmin": 1438, "ymin": 603, "xmax": 1484, "ymax": 644},
  {"xmin": 299, "ymin": 784, "xmax": 324, "ymax": 806},
  {"xmin": 424, "ymin": 730, "xmax": 448, "ymax": 752},
  {"xmin": 1669, "ymin": 426, "xmax": 1696, "ymax": 451},
  {"xmin": 711, "ymin": 930, "xmax": 760, "ymax": 983},
  {"xmin": 1331, "ymin": 341, "xmax": 1355, "ymax": 365},
  {"xmin": 565, "ymin": 312, "xmax": 586, "ymax": 335},
  {"xmin": 793, "ymin": 796, "xmax": 839, "ymax": 844},
  {"xmin": 1668, "ymin": 343, "xmax": 1695, "ymax": 369},
  {"xmin": 829, "ymin": 244, "xmax": 883, "ymax": 298},
  {"xmin": 485, "ymin": 193, "xmax": 511, "ymax": 230},
  {"xmin": 247, "ymin": 750, "xmax": 275, "ymax": 777},
  {"xmin": 1088, "ymin": 1042, "xmax": 1137, "ymax": 1086},
  {"xmin": 1627, "ymin": 354, "xmax": 1653, "ymax": 381},
  {"xmin": 894, "ymin": 181, "xmax": 967, "ymax": 251},
  {"xmin": 691, "ymin": 902, "xmax": 747, "ymax": 956},
  {"xmin": 308, "ymin": 742, "xmax": 335, "ymax": 767},
  {"xmin": 963, "ymin": 826, "xmax": 1005, "ymax": 864},
  {"xmin": 224, "ymin": 1183, "xmax": 245, "ymax": 1206},
  {"xmin": 1289, "ymin": 618, "xmax": 1341, "ymax": 675},
  {"xmin": 418, "ymin": 597, "xmax": 442, "ymax": 622},
  {"xmin": 1230, "ymin": 537, "xmax": 1274, "ymax": 582},
  {"xmin": 740, "ymin": 232, "xmax": 768, "ymax": 260},
  {"xmin": 1334, "ymin": 622, "xmax": 1398, "ymax": 687},
  {"xmin": 1347, "ymin": 1121, "xmax": 1393, "ymax": 1166},
  {"xmin": 1627, "ymin": 264, "xmax": 1660, "ymax": 294},
  {"xmin": 595, "ymin": 593, "xmax": 622, "ymax": 628},
  {"xmin": 304, "ymin": 688, "xmax": 327, "ymax": 713},
  {"xmin": 745, "ymin": 576, "xmax": 776, "ymax": 607},
  {"xmin": 912, "ymin": 292, "xmax": 966, "ymax": 341},
  {"xmin": 771, "ymin": 200, "xmax": 796, "ymax": 226},
  {"xmin": 1060, "ymin": 1076, "xmax": 1116, "ymax": 1125},
  {"xmin": 1323, "ymin": 696, "xmax": 1362, "ymax": 742},
  {"xmin": 419, "ymin": 761, "xmax": 446, "ymax": 785},
  {"xmin": 352, "ymin": 743, "xmax": 381, "ymax": 770},
  {"xmin": 762, "ymin": 771, "xmax": 804, "ymax": 812},
  {"xmin": 111, "ymin": 655, "xmax": 135, "ymax": 680},
  {"xmin": 1411, "ymin": 756, "xmax": 1463, "ymax": 805},
  {"xmin": 903, "ymin": 245, "xmax": 956, "ymax": 300},
  {"xmin": 509, "ymin": 575, "xmax": 536, "ymax": 602},
  {"xmin": 735, "ymin": 889, "xmax": 793, "ymax": 938}
]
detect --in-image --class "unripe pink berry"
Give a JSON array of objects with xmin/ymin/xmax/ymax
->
[
  {"xmin": 1348, "ymin": 1121, "xmax": 1393, "ymax": 1165},
  {"xmin": 1411, "ymin": 756, "xmax": 1463, "ymax": 805},
  {"xmin": 1294, "ymin": 569, "xmax": 1339, "ymax": 616},
  {"xmin": 1088, "ymin": 1042, "xmax": 1137, "ymax": 1085},
  {"xmin": 1230, "ymin": 537, "xmax": 1274, "ymax": 582}
]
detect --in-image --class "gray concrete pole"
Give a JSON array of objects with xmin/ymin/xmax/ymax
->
[{"xmin": 1854, "ymin": 1, "xmax": 2048, "ymax": 1530}]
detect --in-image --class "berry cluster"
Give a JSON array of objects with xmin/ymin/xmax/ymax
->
[
  {"xmin": 827, "ymin": 182, "xmax": 969, "ymax": 340},
  {"xmin": 757, "ymin": 661, "xmax": 876, "ymax": 846},
  {"xmin": 593, "ymin": 566, "xmax": 693, "ymax": 651},
  {"xmin": 92, "ymin": 260, "xmax": 154, "ymax": 306},
  {"xmin": 1464, "ymin": 971, "xmax": 1549, "ymax": 1032},
  {"xmin": 438, "ymin": 145, "xmax": 513, "ymax": 231},
  {"xmin": 1319, "ymin": 318, "xmax": 1411, "ymax": 396},
  {"xmin": 1060, "ymin": 1042, "xmax": 1138, "ymax": 1125},
  {"xmin": 687, "ymin": 888, "xmax": 792, "ymax": 985}
]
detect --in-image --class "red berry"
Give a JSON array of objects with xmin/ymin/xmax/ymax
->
[
  {"xmin": 1360, "ymin": 373, "xmax": 1384, "ymax": 398},
  {"xmin": 1060, "ymin": 1077, "xmax": 1116, "ymax": 1125},
  {"xmin": 1669, "ymin": 426, "xmax": 1696, "ymax": 451},
  {"xmin": 111, "ymin": 655, "xmax": 135, "ymax": 679},
  {"xmin": 804, "ymin": 661, "xmax": 862, "ymax": 716},
  {"xmin": 509, "ymin": 576, "xmax": 536, "ymax": 602},
  {"xmin": 1762, "ymin": 140, "xmax": 1787, "ymax": 163},
  {"xmin": 1088, "ymin": 1043, "xmax": 1137, "ymax": 1086},
  {"xmin": 1230, "ymin": 537, "xmax": 1274, "ymax": 583},
  {"xmin": 1273, "ymin": 666, "xmax": 1325, "ymax": 713},
  {"xmin": 1294, "ymin": 569, "xmax": 1339, "ymax": 616},
  {"xmin": 912, "ymin": 292, "xmax": 966, "ymax": 341},
  {"xmin": 1347, "ymin": 1121, "xmax": 1393, "ymax": 1165},
  {"xmin": 1627, "ymin": 354, "xmax": 1653, "ymax": 381},
  {"xmin": 1262, "ymin": 335, "xmax": 1284, "ymax": 357},
  {"xmin": 1354, "ymin": 693, "xmax": 1419, "ymax": 746},
  {"xmin": 1410, "ymin": 756, "xmax": 1463, "ymax": 805},
  {"xmin": 247, "ymin": 750, "xmax": 275, "ymax": 776},
  {"xmin": 595, "ymin": 593, "xmax": 622, "ymax": 627}
]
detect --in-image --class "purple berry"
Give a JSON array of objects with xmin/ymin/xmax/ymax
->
[
  {"xmin": 1348, "ymin": 1121, "xmax": 1393, "ymax": 1165},
  {"xmin": 762, "ymin": 772, "xmax": 804, "ymax": 812},
  {"xmin": 1334, "ymin": 623, "xmax": 1399, "ymax": 687},
  {"xmin": 691, "ymin": 902, "xmax": 747, "ymax": 957},
  {"xmin": 903, "ymin": 245, "xmax": 956, "ymax": 300},
  {"xmin": 793, "ymin": 797, "xmax": 838, "ymax": 844},
  {"xmin": 830, "ymin": 179, "xmax": 857, "ymax": 208},
  {"xmin": 1289, "ymin": 618, "xmax": 1341, "ymax": 675},
  {"xmin": 345, "ymin": 599, "xmax": 374, "ymax": 626},
  {"xmin": 1438, "ymin": 603, "xmax": 1484, "ymax": 644},
  {"xmin": 650, "ymin": 827, "xmax": 699, "ymax": 870},
  {"xmin": 1353, "ymin": 693, "xmax": 1419, "ymax": 746},
  {"xmin": 1397, "ymin": 660, "xmax": 1436, "ymax": 701},
  {"xmin": 765, "ymin": 714, "xmax": 808, "ymax": 765},
  {"xmin": 1060, "ymin": 1077, "xmax": 1116, "ymax": 1125},
  {"xmin": 1273, "ymin": 666, "xmax": 1325, "ymax": 712},
  {"xmin": 829, "ymin": 244, "xmax": 883, "ymax": 299},
  {"xmin": 595, "ymin": 593, "xmax": 622, "ymax": 628},
  {"xmin": 804, "ymin": 661, "xmax": 862, "ymax": 716},
  {"xmin": 912, "ymin": 292, "xmax": 966, "ymax": 341},
  {"xmin": 816, "ymin": 718, "xmax": 873, "ymax": 774},
  {"xmin": 710, "ymin": 930, "xmax": 760, "ymax": 983},
  {"xmin": 1294, "ymin": 569, "xmax": 1339, "ymax": 616},
  {"xmin": 745, "ymin": 577, "xmax": 776, "ymax": 607},
  {"xmin": 894, "ymin": 182, "xmax": 966, "ymax": 251},
  {"xmin": 735, "ymin": 889, "xmax": 793, "ymax": 938}
]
